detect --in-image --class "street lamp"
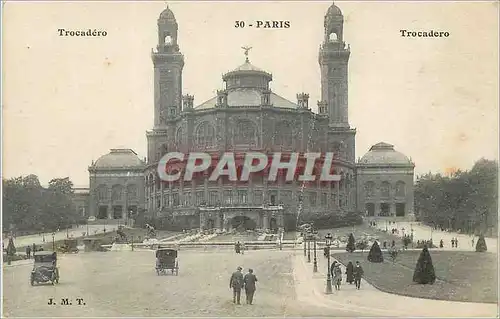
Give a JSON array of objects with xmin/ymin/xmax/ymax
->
[
  {"xmin": 307, "ymin": 233, "xmax": 311, "ymax": 263},
  {"xmin": 313, "ymin": 234, "xmax": 318, "ymax": 273},
  {"xmin": 325, "ymin": 233, "xmax": 333, "ymax": 294},
  {"xmin": 303, "ymin": 232, "xmax": 306, "ymax": 257},
  {"xmin": 52, "ymin": 232, "xmax": 55, "ymax": 251}
]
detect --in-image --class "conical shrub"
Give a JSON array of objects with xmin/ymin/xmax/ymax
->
[
  {"xmin": 6, "ymin": 237, "xmax": 16, "ymax": 256},
  {"xmin": 367, "ymin": 241, "xmax": 383, "ymax": 263},
  {"xmin": 412, "ymin": 246, "xmax": 436, "ymax": 284},
  {"xmin": 346, "ymin": 233, "xmax": 356, "ymax": 253},
  {"xmin": 475, "ymin": 235, "xmax": 487, "ymax": 252}
]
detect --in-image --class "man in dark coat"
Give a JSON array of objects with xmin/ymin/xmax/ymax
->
[
  {"xmin": 229, "ymin": 266, "xmax": 244, "ymax": 304},
  {"xmin": 346, "ymin": 261, "xmax": 354, "ymax": 284},
  {"xmin": 243, "ymin": 268, "xmax": 258, "ymax": 305},
  {"xmin": 353, "ymin": 261, "xmax": 364, "ymax": 290},
  {"xmin": 26, "ymin": 246, "xmax": 31, "ymax": 259}
]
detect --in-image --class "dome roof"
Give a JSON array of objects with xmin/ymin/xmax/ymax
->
[
  {"xmin": 159, "ymin": 7, "xmax": 176, "ymax": 20},
  {"xmin": 359, "ymin": 142, "xmax": 413, "ymax": 166},
  {"xmin": 223, "ymin": 61, "xmax": 272, "ymax": 80},
  {"xmin": 326, "ymin": 2, "xmax": 343, "ymax": 17},
  {"xmin": 94, "ymin": 149, "xmax": 144, "ymax": 169}
]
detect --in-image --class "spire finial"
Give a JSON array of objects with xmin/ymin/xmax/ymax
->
[{"xmin": 241, "ymin": 46, "xmax": 252, "ymax": 63}]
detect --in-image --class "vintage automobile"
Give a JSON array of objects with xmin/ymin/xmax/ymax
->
[
  {"xmin": 30, "ymin": 251, "xmax": 59, "ymax": 286},
  {"xmin": 58, "ymin": 239, "xmax": 79, "ymax": 254},
  {"xmin": 155, "ymin": 248, "xmax": 179, "ymax": 276}
]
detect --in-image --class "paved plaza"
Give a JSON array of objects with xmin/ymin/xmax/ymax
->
[{"xmin": 3, "ymin": 246, "xmax": 498, "ymax": 317}]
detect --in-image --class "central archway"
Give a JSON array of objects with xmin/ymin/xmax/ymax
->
[{"xmin": 230, "ymin": 216, "xmax": 257, "ymax": 231}]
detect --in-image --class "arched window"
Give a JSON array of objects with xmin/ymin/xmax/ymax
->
[
  {"xmin": 233, "ymin": 119, "xmax": 257, "ymax": 145},
  {"xmin": 164, "ymin": 34, "xmax": 172, "ymax": 45},
  {"xmin": 274, "ymin": 121, "xmax": 293, "ymax": 148},
  {"xmin": 111, "ymin": 185, "xmax": 123, "ymax": 201},
  {"xmin": 97, "ymin": 185, "xmax": 107, "ymax": 201},
  {"xmin": 395, "ymin": 181, "xmax": 406, "ymax": 197},
  {"xmin": 329, "ymin": 32, "xmax": 338, "ymax": 42},
  {"xmin": 364, "ymin": 181, "xmax": 375, "ymax": 197},
  {"xmin": 195, "ymin": 122, "xmax": 216, "ymax": 148},
  {"xmin": 127, "ymin": 184, "xmax": 137, "ymax": 200},
  {"xmin": 380, "ymin": 181, "xmax": 391, "ymax": 198}
]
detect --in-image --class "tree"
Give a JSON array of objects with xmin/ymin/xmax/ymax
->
[
  {"xmin": 346, "ymin": 233, "xmax": 356, "ymax": 252},
  {"xmin": 413, "ymin": 246, "xmax": 436, "ymax": 284},
  {"xmin": 475, "ymin": 235, "xmax": 487, "ymax": 252},
  {"xmin": 6, "ymin": 237, "xmax": 16, "ymax": 265},
  {"xmin": 367, "ymin": 241, "xmax": 384, "ymax": 263}
]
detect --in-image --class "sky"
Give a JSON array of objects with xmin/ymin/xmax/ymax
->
[{"xmin": 2, "ymin": 1, "xmax": 499, "ymax": 187}]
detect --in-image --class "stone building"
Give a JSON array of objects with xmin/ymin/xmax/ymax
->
[
  {"xmin": 87, "ymin": 149, "xmax": 145, "ymax": 224},
  {"xmin": 74, "ymin": 3, "xmax": 415, "ymax": 229},
  {"xmin": 356, "ymin": 142, "xmax": 415, "ymax": 220}
]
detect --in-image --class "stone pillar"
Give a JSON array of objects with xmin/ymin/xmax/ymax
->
[
  {"xmin": 204, "ymin": 173, "xmax": 209, "ymax": 204},
  {"xmin": 160, "ymin": 180, "xmax": 164, "ymax": 209},
  {"xmin": 216, "ymin": 213, "xmax": 222, "ymax": 231},
  {"xmin": 263, "ymin": 213, "xmax": 269, "ymax": 230},
  {"xmin": 199, "ymin": 212, "xmax": 205, "ymax": 231}
]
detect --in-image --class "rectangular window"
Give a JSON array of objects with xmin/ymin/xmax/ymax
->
[
  {"xmin": 254, "ymin": 190, "xmax": 263, "ymax": 205},
  {"xmin": 196, "ymin": 191, "xmax": 204, "ymax": 205},
  {"xmin": 321, "ymin": 193, "xmax": 327, "ymax": 206},
  {"xmin": 269, "ymin": 190, "xmax": 278, "ymax": 205},
  {"xmin": 172, "ymin": 193, "xmax": 179, "ymax": 206},
  {"xmin": 224, "ymin": 190, "xmax": 232, "ymax": 205},
  {"xmin": 237, "ymin": 190, "xmax": 247, "ymax": 204},
  {"xmin": 184, "ymin": 192, "xmax": 192, "ymax": 206},
  {"xmin": 309, "ymin": 192, "xmax": 316, "ymax": 207},
  {"xmin": 209, "ymin": 191, "xmax": 218, "ymax": 206}
]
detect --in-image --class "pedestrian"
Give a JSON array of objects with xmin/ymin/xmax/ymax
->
[
  {"xmin": 451, "ymin": 238, "xmax": 455, "ymax": 248},
  {"xmin": 333, "ymin": 263, "xmax": 342, "ymax": 290},
  {"xmin": 391, "ymin": 240, "xmax": 395, "ymax": 247},
  {"xmin": 455, "ymin": 237, "xmax": 458, "ymax": 248},
  {"xmin": 346, "ymin": 261, "xmax": 354, "ymax": 284},
  {"xmin": 439, "ymin": 239, "xmax": 444, "ymax": 248},
  {"xmin": 229, "ymin": 266, "xmax": 244, "ymax": 304},
  {"xmin": 235, "ymin": 241, "xmax": 241, "ymax": 254},
  {"xmin": 32, "ymin": 243, "xmax": 36, "ymax": 255},
  {"xmin": 471, "ymin": 237, "xmax": 475, "ymax": 248},
  {"xmin": 26, "ymin": 246, "xmax": 31, "ymax": 259},
  {"xmin": 383, "ymin": 241, "xmax": 387, "ymax": 249},
  {"xmin": 330, "ymin": 261, "xmax": 337, "ymax": 280},
  {"xmin": 353, "ymin": 261, "xmax": 364, "ymax": 290},
  {"xmin": 243, "ymin": 268, "xmax": 258, "ymax": 305}
]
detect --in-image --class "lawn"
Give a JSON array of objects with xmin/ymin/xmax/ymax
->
[
  {"xmin": 333, "ymin": 250, "xmax": 498, "ymax": 303},
  {"xmin": 315, "ymin": 223, "xmax": 402, "ymax": 244}
]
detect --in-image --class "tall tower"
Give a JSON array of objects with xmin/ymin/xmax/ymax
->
[
  {"xmin": 319, "ymin": 2, "xmax": 350, "ymax": 128},
  {"xmin": 151, "ymin": 6, "xmax": 184, "ymax": 127}
]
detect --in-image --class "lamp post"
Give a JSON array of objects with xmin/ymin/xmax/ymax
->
[
  {"xmin": 52, "ymin": 232, "xmax": 55, "ymax": 251},
  {"xmin": 303, "ymin": 232, "xmax": 306, "ymax": 257},
  {"xmin": 307, "ymin": 234, "xmax": 311, "ymax": 263},
  {"xmin": 313, "ymin": 234, "xmax": 318, "ymax": 273},
  {"xmin": 325, "ymin": 233, "xmax": 333, "ymax": 294},
  {"xmin": 86, "ymin": 220, "xmax": 89, "ymax": 237}
]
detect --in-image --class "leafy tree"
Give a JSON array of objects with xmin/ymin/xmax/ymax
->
[
  {"xmin": 2, "ymin": 175, "xmax": 80, "ymax": 232},
  {"xmin": 413, "ymin": 246, "xmax": 436, "ymax": 284},
  {"xmin": 414, "ymin": 159, "xmax": 498, "ymax": 236},
  {"xmin": 367, "ymin": 241, "xmax": 384, "ymax": 263},
  {"xmin": 346, "ymin": 233, "xmax": 356, "ymax": 252},
  {"xmin": 475, "ymin": 235, "xmax": 487, "ymax": 252}
]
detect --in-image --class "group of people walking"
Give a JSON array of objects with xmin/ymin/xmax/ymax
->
[
  {"xmin": 229, "ymin": 267, "xmax": 258, "ymax": 305},
  {"xmin": 330, "ymin": 260, "xmax": 364, "ymax": 290}
]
